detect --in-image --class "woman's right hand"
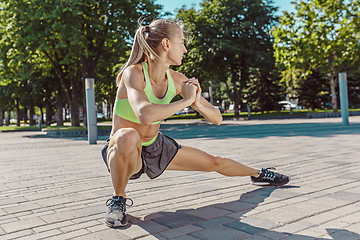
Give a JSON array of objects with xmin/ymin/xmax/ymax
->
[{"xmin": 181, "ymin": 80, "xmax": 198, "ymax": 103}]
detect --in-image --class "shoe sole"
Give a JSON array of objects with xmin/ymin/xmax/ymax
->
[
  {"xmin": 105, "ymin": 215, "xmax": 128, "ymax": 228},
  {"xmin": 251, "ymin": 178, "xmax": 290, "ymax": 187}
]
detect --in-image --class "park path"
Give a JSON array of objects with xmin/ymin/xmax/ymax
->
[{"xmin": 1, "ymin": 117, "xmax": 360, "ymax": 240}]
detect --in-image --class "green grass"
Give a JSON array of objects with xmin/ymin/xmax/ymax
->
[{"xmin": 0, "ymin": 126, "xmax": 40, "ymax": 131}]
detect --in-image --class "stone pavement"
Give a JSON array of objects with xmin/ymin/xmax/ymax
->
[{"xmin": 1, "ymin": 116, "xmax": 360, "ymax": 240}]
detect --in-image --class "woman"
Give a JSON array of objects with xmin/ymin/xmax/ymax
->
[{"xmin": 101, "ymin": 19, "xmax": 289, "ymax": 228}]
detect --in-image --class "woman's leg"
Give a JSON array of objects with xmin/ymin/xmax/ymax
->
[
  {"xmin": 107, "ymin": 128, "xmax": 143, "ymax": 197},
  {"xmin": 167, "ymin": 145, "xmax": 259, "ymax": 177}
]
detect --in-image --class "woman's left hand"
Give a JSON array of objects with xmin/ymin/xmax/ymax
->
[{"xmin": 184, "ymin": 78, "xmax": 202, "ymax": 110}]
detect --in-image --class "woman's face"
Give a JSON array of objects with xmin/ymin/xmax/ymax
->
[{"xmin": 167, "ymin": 28, "xmax": 187, "ymax": 65}]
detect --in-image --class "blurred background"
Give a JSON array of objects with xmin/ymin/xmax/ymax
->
[{"xmin": 0, "ymin": 0, "xmax": 359, "ymax": 127}]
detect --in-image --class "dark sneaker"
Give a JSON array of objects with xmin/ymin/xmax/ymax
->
[
  {"xmin": 105, "ymin": 196, "xmax": 133, "ymax": 227},
  {"xmin": 251, "ymin": 168, "xmax": 289, "ymax": 187}
]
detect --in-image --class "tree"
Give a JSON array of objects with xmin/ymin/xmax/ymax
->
[
  {"xmin": 177, "ymin": 0, "xmax": 279, "ymax": 115},
  {"xmin": 2, "ymin": 0, "xmax": 161, "ymax": 126},
  {"xmin": 297, "ymin": 70, "xmax": 330, "ymax": 110},
  {"xmin": 273, "ymin": 0, "xmax": 358, "ymax": 111}
]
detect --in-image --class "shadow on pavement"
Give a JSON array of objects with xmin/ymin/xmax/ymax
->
[
  {"xmin": 160, "ymin": 122, "xmax": 360, "ymax": 140},
  {"xmin": 123, "ymin": 187, "xmax": 360, "ymax": 239}
]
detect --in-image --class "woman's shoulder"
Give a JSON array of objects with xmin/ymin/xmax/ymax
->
[
  {"xmin": 122, "ymin": 63, "xmax": 144, "ymax": 83},
  {"xmin": 169, "ymin": 68, "xmax": 188, "ymax": 84}
]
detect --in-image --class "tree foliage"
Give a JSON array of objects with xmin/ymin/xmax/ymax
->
[
  {"xmin": 273, "ymin": 0, "xmax": 359, "ymax": 111},
  {"xmin": 1, "ymin": 0, "xmax": 161, "ymax": 126},
  {"xmin": 176, "ymin": 0, "xmax": 281, "ymax": 115}
]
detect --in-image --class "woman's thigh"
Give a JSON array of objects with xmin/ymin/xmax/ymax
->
[
  {"xmin": 166, "ymin": 145, "xmax": 217, "ymax": 171},
  {"xmin": 108, "ymin": 128, "xmax": 143, "ymax": 175}
]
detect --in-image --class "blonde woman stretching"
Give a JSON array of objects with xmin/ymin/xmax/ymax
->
[{"xmin": 101, "ymin": 19, "xmax": 289, "ymax": 228}]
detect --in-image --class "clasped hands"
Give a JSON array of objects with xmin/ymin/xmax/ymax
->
[{"xmin": 181, "ymin": 77, "xmax": 202, "ymax": 109}]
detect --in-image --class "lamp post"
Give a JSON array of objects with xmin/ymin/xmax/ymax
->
[
  {"xmin": 339, "ymin": 72, "xmax": 349, "ymax": 126},
  {"xmin": 85, "ymin": 78, "xmax": 97, "ymax": 144}
]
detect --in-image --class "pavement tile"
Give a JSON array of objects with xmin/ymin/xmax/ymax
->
[
  {"xmin": 322, "ymin": 228, "xmax": 360, "ymax": 240},
  {"xmin": 214, "ymin": 200, "xmax": 256, "ymax": 212},
  {"xmin": 255, "ymin": 229, "xmax": 290, "ymax": 239},
  {"xmin": 335, "ymin": 210, "xmax": 360, "ymax": 225},
  {"xmin": 152, "ymin": 212, "xmax": 203, "ymax": 228},
  {"xmin": 86, "ymin": 221, "xmax": 108, "ymax": 233},
  {"xmin": 32, "ymin": 220, "xmax": 74, "ymax": 233},
  {"xmin": 121, "ymin": 220, "xmax": 170, "ymax": 239},
  {"xmin": 40, "ymin": 210, "xmax": 83, "ymax": 224},
  {"xmin": 16, "ymin": 229, "xmax": 62, "ymax": 240},
  {"xmin": 184, "ymin": 206, "xmax": 233, "ymax": 219},
  {"xmin": 238, "ymin": 216, "xmax": 279, "ymax": 229},
  {"xmin": 71, "ymin": 228, "xmax": 131, "ymax": 240},
  {"xmin": 0, "ymin": 197, "xmax": 28, "ymax": 207},
  {"xmin": 194, "ymin": 216, "xmax": 234, "ymax": 228},
  {"xmin": 1, "ymin": 216, "xmax": 47, "ymax": 233},
  {"xmin": 0, "ymin": 209, "xmax": 6, "ymax": 217},
  {"xmin": 135, "ymin": 220, "xmax": 170, "ymax": 234},
  {"xmin": 158, "ymin": 224, "xmax": 203, "ymax": 239},
  {"xmin": 271, "ymin": 220, "xmax": 315, "ymax": 234},
  {"xmin": 170, "ymin": 235, "xmax": 200, "ymax": 240},
  {"xmin": 45, "ymin": 229, "xmax": 91, "ymax": 240},
  {"xmin": 328, "ymin": 190, "xmax": 360, "ymax": 203},
  {"xmin": 189, "ymin": 224, "xmax": 250, "ymax": 240},
  {"xmin": 59, "ymin": 220, "xmax": 99, "ymax": 233},
  {"xmin": 137, "ymin": 234, "xmax": 168, "ymax": 240},
  {"xmin": 225, "ymin": 220, "xmax": 266, "ymax": 235},
  {"xmin": 0, "ymin": 229, "xmax": 33, "ymax": 240}
]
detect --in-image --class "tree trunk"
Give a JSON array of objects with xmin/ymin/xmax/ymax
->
[
  {"xmin": 0, "ymin": 109, "xmax": 3, "ymax": 126},
  {"xmin": 70, "ymin": 97, "xmax": 80, "ymax": 126},
  {"xmin": 329, "ymin": 72, "xmax": 338, "ymax": 111},
  {"xmin": 29, "ymin": 102, "xmax": 35, "ymax": 126},
  {"xmin": 45, "ymin": 101, "xmax": 53, "ymax": 126},
  {"xmin": 240, "ymin": 66, "xmax": 248, "ymax": 111},
  {"xmin": 15, "ymin": 99, "xmax": 20, "ymax": 126},
  {"xmin": 56, "ymin": 90, "xmax": 64, "ymax": 126},
  {"xmin": 24, "ymin": 107, "xmax": 28, "ymax": 124},
  {"xmin": 5, "ymin": 110, "xmax": 10, "ymax": 126},
  {"xmin": 231, "ymin": 66, "xmax": 240, "ymax": 117},
  {"xmin": 40, "ymin": 108, "xmax": 44, "ymax": 124}
]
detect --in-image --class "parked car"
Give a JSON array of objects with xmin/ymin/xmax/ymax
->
[
  {"xmin": 97, "ymin": 113, "xmax": 106, "ymax": 119},
  {"xmin": 216, "ymin": 106, "xmax": 225, "ymax": 113},
  {"xmin": 181, "ymin": 107, "xmax": 196, "ymax": 114},
  {"xmin": 278, "ymin": 101, "xmax": 301, "ymax": 110},
  {"xmin": 175, "ymin": 111, "xmax": 185, "ymax": 115}
]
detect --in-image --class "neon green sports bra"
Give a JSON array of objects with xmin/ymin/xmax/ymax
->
[{"xmin": 114, "ymin": 62, "xmax": 176, "ymax": 124}]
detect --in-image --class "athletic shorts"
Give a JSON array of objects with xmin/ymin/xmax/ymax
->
[{"xmin": 101, "ymin": 131, "xmax": 181, "ymax": 179}]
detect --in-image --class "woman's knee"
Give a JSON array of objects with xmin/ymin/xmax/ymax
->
[
  {"xmin": 110, "ymin": 128, "xmax": 141, "ymax": 156},
  {"xmin": 208, "ymin": 155, "xmax": 225, "ymax": 171}
]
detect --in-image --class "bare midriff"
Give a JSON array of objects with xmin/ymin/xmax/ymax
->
[{"xmin": 111, "ymin": 114, "xmax": 160, "ymax": 144}]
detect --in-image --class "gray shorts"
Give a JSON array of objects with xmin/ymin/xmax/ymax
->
[{"xmin": 101, "ymin": 132, "xmax": 181, "ymax": 179}]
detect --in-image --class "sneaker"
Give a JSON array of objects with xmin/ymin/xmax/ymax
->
[
  {"xmin": 105, "ymin": 196, "xmax": 133, "ymax": 227},
  {"xmin": 251, "ymin": 168, "xmax": 289, "ymax": 187}
]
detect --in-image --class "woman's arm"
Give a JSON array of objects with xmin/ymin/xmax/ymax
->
[
  {"xmin": 123, "ymin": 66, "xmax": 197, "ymax": 125},
  {"xmin": 172, "ymin": 70, "xmax": 223, "ymax": 125}
]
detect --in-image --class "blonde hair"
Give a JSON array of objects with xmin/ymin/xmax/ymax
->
[{"xmin": 116, "ymin": 19, "xmax": 183, "ymax": 86}]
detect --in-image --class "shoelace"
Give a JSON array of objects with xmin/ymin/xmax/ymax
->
[
  {"xmin": 261, "ymin": 167, "xmax": 277, "ymax": 181},
  {"xmin": 106, "ymin": 197, "xmax": 133, "ymax": 213}
]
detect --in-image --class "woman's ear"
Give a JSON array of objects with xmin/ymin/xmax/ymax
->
[{"xmin": 161, "ymin": 38, "xmax": 170, "ymax": 51}]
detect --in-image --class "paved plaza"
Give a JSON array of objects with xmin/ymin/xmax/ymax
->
[{"xmin": 1, "ymin": 117, "xmax": 360, "ymax": 240}]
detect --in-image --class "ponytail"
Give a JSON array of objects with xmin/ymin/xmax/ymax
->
[{"xmin": 116, "ymin": 19, "xmax": 183, "ymax": 86}]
